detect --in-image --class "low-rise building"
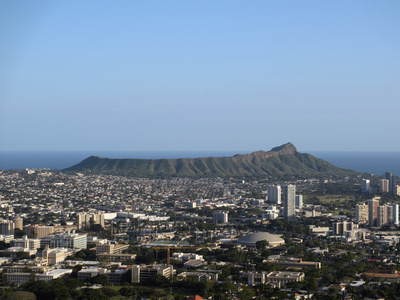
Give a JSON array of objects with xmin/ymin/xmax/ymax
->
[
  {"xmin": 36, "ymin": 269, "xmax": 73, "ymax": 282},
  {"xmin": 131, "ymin": 264, "xmax": 173, "ymax": 283},
  {"xmin": 241, "ymin": 271, "xmax": 305, "ymax": 287},
  {"xmin": 3, "ymin": 272, "xmax": 33, "ymax": 285}
]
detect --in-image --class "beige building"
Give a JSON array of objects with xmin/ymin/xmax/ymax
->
[
  {"xmin": 35, "ymin": 226, "xmax": 54, "ymax": 238},
  {"xmin": 13, "ymin": 216, "xmax": 23, "ymax": 230},
  {"xmin": 42, "ymin": 247, "xmax": 74, "ymax": 265},
  {"xmin": 96, "ymin": 242, "xmax": 129, "ymax": 255},
  {"xmin": 356, "ymin": 203, "xmax": 369, "ymax": 224},
  {"xmin": 379, "ymin": 179, "xmax": 390, "ymax": 193},
  {"xmin": 77, "ymin": 213, "xmax": 105, "ymax": 230}
]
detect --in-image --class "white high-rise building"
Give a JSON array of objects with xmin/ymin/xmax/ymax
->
[
  {"xmin": 361, "ymin": 179, "xmax": 371, "ymax": 193},
  {"xmin": 267, "ymin": 185, "xmax": 281, "ymax": 204},
  {"xmin": 283, "ymin": 185, "xmax": 296, "ymax": 221},
  {"xmin": 392, "ymin": 204, "xmax": 399, "ymax": 226}
]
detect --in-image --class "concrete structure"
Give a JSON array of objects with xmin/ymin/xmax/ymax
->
[
  {"xmin": 0, "ymin": 220, "xmax": 15, "ymax": 235},
  {"xmin": 131, "ymin": 264, "xmax": 173, "ymax": 283},
  {"xmin": 379, "ymin": 179, "xmax": 390, "ymax": 193},
  {"xmin": 178, "ymin": 270, "xmax": 220, "ymax": 282},
  {"xmin": 36, "ymin": 269, "xmax": 73, "ymax": 282},
  {"xmin": 393, "ymin": 204, "xmax": 399, "ymax": 225},
  {"xmin": 13, "ymin": 216, "xmax": 23, "ymax": 230},
  {"xmin": 368, "ymin": 197, "xmax": 380, "ymax": 226},
  {"xmin": 266, "ymin": 271, "xmax": 305, "ymax": 286},
  {"xmin": 236, "ymin": 232, "xmax": 285, "ymax": 249},
  {"xmin": 385, "ymin": 171, "xmax": 393, "ymax": 194},
  {"xmin": 264, "ymin": 256, "xmax": 321, "ymax": 269},
  {"xmin": 2, "ymin": 273, "xmax": 32, "ymax": 285},
  {"xmin": 356, "ymin": 203, "xmax": 369, "ymax": 224},
  {"xmin": 77, "ymin": 267, "xmax": 107, "ymax": 281},
  {"xmin": 364, "ymin": 270, "xmax": 400, "ymax": 283},
  {"xmin": 41, "ymin": 231, "xmax": 87, "ymax": 249},
  {"xmin": 295, "ymin": 194, "xmax": 303, "ymax": 209},
  {"xmin": 11, "ymin": 235, "xmax": 40, "ymax": 250},
  {"xmin": 332, "ymin": 221, "xmax": 357, "ymax": 236},
  {"xmin": 361, "ymin": 179, "xmax": 371, "ymax": 193},
  {"xmin": 35, "ymin": 226, "xmax": 54, "ymax": 239},
  {"xmin": 283, "ymin": 184, "xmax": 296, "ymax": 221},
  {"xmin": 42, "ymin": 247, "xmax": 74, "ymax": 265},
  {"xmin": 377, "ymin": 204, "xmax": 399, "ymax": 227},
  {"xmin": 212, "ymin": 211, "xmax": 228, "ymax": 224},
  {"xmin": 77, "ymin": 212, "xmax": 105, "ymax": 230},
  {"xmin": 263, "ymin": 205, "xmax": 279, "ymax": 220},
  {"xmin": 267, "ymin": 185, "xmax": 281, "ymax": 204},
  {"xmin": 241, "ymin": 271, "xmax": 305, "ymax": 287}
]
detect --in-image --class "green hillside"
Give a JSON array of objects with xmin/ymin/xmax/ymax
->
[{"xmin": 64, "ymin": 143, "xmax": 355, "ymax": 178}]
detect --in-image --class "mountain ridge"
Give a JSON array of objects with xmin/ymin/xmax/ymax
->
[{"xmin": 64, "ymin": 143, "xmax": 355, "ymax": 178}]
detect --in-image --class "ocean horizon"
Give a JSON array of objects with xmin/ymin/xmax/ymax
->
[{"xmin": 0, "ymin": 150, "xmax": 399, "ymax": 177}]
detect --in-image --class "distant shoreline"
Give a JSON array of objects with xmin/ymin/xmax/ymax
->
[{"xmin": 0, "ymin": 150, "xmax": 399, "ymax": 176}]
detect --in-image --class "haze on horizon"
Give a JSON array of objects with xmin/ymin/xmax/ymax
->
[{"xmin": 0, "ymin": 1, "xmax": 399, "ymax": 152}]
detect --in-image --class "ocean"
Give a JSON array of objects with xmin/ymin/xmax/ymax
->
[{"xmin": 0, "ymin": 150, "xmax": 399, "ymax": 177}]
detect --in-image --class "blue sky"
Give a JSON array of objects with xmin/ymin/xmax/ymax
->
[{"xmin": 1, "ymin": 0, "xmax": 399, "ymax": 152}]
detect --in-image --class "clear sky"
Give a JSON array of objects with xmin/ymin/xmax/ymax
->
[{"xmin": 1, "ymin": 0, "xmax": 399, "ymax": 152}]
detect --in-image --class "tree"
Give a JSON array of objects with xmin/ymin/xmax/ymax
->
[
  {"xmin": 256, "ymin": 240, "xmax": 270, "ymax": 251},
  {"xmin": 89, "ymin": 274, "xmax": 110, "ymax": 286},
  {"xmin": 237, "ymin": 286, "xmax": 255, "ymax": 300}
]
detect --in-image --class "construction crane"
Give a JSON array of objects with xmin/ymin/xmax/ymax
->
[{"xmin": 151, "ymin": 246, "xmax": 205, "ymax": 265}]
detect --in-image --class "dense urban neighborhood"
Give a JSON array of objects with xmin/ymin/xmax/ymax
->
[{"xmin": 0, "ymin": 168, "xmax": 400, "ymax": 300}]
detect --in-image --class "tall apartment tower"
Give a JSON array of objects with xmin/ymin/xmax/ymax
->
[
  {"xmin": 356, "ymin": 203, "xmax": 369, "ymax": 224},
  {"xmin": 361, "ymin": 179, "xmax": 371, "ymax": 193},
  {"xmin": 13, "ymin": 216, "xmax": 23, "ymax": 230},
  {"xmin": 295, "ymin": 195, "xmax": 303, "ymax": 209},
  {"xmin": 379, "ymin": 179, "xmax": 390, "ymax": 193},
  {"xmin": 368, "ymin": 197, "xmax": 380, "ymax": 226},
  {"xmin": 283, "ymin": 184, "xmax": 296, "ymax": 221},
  {"xmin": 385, "ymin": 172, "xmax": 393, "ymax": 194},
  {"xmin": 377, "ymin": 205, "xmax": 388, "ymax": 228},
  {"xmin": 267, "ymin": 185, "xmax": 281, "ymax": 204},
  {"xmin": 393, "ymin": 204, "xmax": 399, "ymax": 225}
]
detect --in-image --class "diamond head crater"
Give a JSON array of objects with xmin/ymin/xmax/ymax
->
[{"xmin": 64, "ymin": 143, "xmax": 355, "ymax": 178}]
